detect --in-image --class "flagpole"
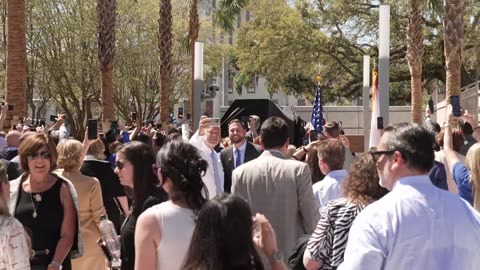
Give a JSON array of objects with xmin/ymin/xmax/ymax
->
[
  {"xmin": 379, "ymin": 4, "xmax": 390, "ymax": 126},
  {"xmin": 363, "ymin": 55, "xmax": 371, "ymax": 152}
]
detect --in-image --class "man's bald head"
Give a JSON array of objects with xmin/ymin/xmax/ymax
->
[{"xmin": 6, "ymin": 131, "xmax": 21, "ymax": 147}]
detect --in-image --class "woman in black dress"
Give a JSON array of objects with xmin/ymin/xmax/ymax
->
[
  {"xmin": 9, "ymin": 133, "xmax": 81, "ymax": 270},
  {"xmin": 113, "ymin": 141, "xmax": 167, "ymax": 270},
  {"xmin": 81, "ymin": 139, "xmax": 129, "ymax": 233}
]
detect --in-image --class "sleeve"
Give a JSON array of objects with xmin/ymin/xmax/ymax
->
[
  {"xmin": 338, "ymin": 212, "xmax": 385, "ymax": 270},
  {"xmin": 90, "ymin": 178, "xmax": 107, "ymax": 228},
  {"xmin": 188, "ymin": 130, "xmax": 204, "ymax": 150},
  {"xmin": 5, "ymin": 219, "xmax": 31, "ymax": 270},
  {"xmin": 59, "ymin": 123, "xmax": 69, "ymax": 141},
  {"xmin": 452, "ymin": 162, "xmax": 474, "ymax": 202},
  {"xmin": 306, "ymin": 204, "xmax": 333, "ymax": 262},
  {"xmin": 297, "ymin": 164, "xmax": 320, "ymax": 233}
]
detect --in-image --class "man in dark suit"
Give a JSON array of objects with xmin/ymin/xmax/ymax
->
[{"xmin": 220, "ymin": 119, "xmax": 262, "ymax": 193}]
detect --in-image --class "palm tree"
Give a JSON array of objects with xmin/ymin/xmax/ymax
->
[
  {"xmin": 186, "ymin": 0, "xmax": 250, "ymax": 121},
  {"xmin": 406, "ymin": 0, "xmax": 424, "ymax": 124},
  {"xmin": 158, "ymin": 0, "xmax": 173, "ymax": 125},
  {"xmin": 98, "ymin": 0, "xmax": 117, "ymax": 131},
  {"xmin": 5, "ymin": 0, "xmax": 27, "ymax": 121},
  {"xmin": 443, "ymin": 0, "xmax": 464, "ymax": 99}
]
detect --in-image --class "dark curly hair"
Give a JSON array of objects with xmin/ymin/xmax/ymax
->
[
  {"xmin": 157, "ymin": 140, "xmax": 208, "ymax": 213},
  {"xmin": 343, "ymin": 153, "xmax": 388, "ymax": 205}
]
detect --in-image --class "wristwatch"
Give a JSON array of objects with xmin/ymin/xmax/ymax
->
[
  {"xmin": 268, "ymin": 250, "xmax": 282, "ymax": 265},
  {"xmin": 49, "ymin": 260, "xmax": 63, "ymax": 270}
]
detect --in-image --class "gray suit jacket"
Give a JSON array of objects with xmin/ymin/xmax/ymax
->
[{"xmin": 232, "ymin": 150, "xmax": 320, "ymax": 258}]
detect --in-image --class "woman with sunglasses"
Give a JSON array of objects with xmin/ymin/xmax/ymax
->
[
  {"xmin": 9, "ymin": 133, "xmax": 82, "ymax": 270},
  {"xmin": 114, "ymin": 141, "xmax": 167, "ymax": 270},
  {"xmin": 134, "ymin": 140, "xmax": 208, "ymax": 270}
]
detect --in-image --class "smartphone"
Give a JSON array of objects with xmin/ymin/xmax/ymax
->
[
  {"xmin": 7, "ymin": 104, "xmax": 13, "ymax": 111},
  {"xmin": 87, "ymin": 119, "xmax": 98, "ymax": 140},
  {"xmin": 39, "ymin": 119, "xmax": 46, "ymax": 126},
  {"xmin": 428, "ymin": 98, "xmax": 434, "ymax": 114},
  {"xmin": 50, "ymin": 114, "xmax": 57, "ymax": 122},
  {"xmin": 211, "ymin": 118, "xmax": 220, "ymax": 127},
  {"xmin": 450, "ymin": 95, "xmax": 461, "ymax": 117},
  {"xmin": 131, "ymin": 112, "xmax": 137, "ymax": 120},
  {"xmin": 310, "ymin": 130, "xmax": 318, "ymax": 141},
  {"xmin": 377, "ymin": 117, "xmax": 384, "ymax": 129}
]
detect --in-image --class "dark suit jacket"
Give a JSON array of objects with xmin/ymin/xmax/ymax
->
[{"xmin": 220, "ymin": 142, "xmax": 262, "ymax": 193}]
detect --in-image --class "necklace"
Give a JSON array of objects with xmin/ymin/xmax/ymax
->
[{"xmin": 30, "ymin": 192, "xmax": 42, "ymax": 218}]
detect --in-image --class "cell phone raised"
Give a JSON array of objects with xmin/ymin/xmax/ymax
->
[
  {"xmin": 211, "ymin": 118, "xmax": 220, "ymax": 127},
  {"xmin": 87, "ymin": 119, "xmax": 98, "ymax": 140},
  {"xmin": 450, "ymin": 95, "xmax": 461, "ymax": 117}
]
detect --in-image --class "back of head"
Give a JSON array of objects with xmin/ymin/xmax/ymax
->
[
  {"xmin": 462, "ymin": 122, "xmax": 474, "ymax": 136},
  {"xmin": 132, "ymin": 132, "xmax": 153, "ymax": 147},
  {"xmin": 87, "ymin": 139, "xmax": 106, "ymax": 160},
  {"xmin": 316, "ymin": 138, "xmax": 345, "ymax": 171},
  {"xmin": 473, "ymin": 127, "xmax": 480, "ymax": 142},
  {"xmin": 183, "ymin": 193, "xmax": 264, "ymax": 270},
  {"xmin": 383, "ymin": 123, "xmax": 434, "ymax": 173},
  {"xmin": 57, "ymin": 139, "xmax": 83, "ymax": 171},
  {"xmin": 437, "ymin": 128, "xmax": 464, "ymax": 152},
  {"xmin": 324, "ymin": 121, "xmax": 340, "ymax": 138},
  {"xmin": 118, "ymin": 141, "xmax": 164, "ymax": 215},
  {"xmin": 6, "ymin": 130, "xmax": 21, "ymax": 148},
  {"xmin": 260, "ymin": 116, "xmax": 288, "ymax": 149},
  {"xmin": 343, "ymin": 153, "xmax": 388, "ymax": 205},
  {"xmin": 157, "ymin": 140, "xmax": 208, "ymax": 212},
  {"xmin": 465, "ymin": 143, "xmax": 480, "ymax": 211}
]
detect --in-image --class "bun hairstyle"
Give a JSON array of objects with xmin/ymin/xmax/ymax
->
[{"xmin": 157, "ymin": 140, "xmax": 208, "ymax": 212}]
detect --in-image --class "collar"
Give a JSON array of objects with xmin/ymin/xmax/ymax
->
[
  {"xmin": 233, "ymin": 140, "xmax": 247, "ymax": 152},
  {"xmin": 262, "ymin": 149, "xmax": 286, "ymax": 159},
  {"xmin": 326, "ymin": 169, "xmax": 348, "ymax": 179},
  {"xmin": 393, "ymin": 174, "xmax": 431, "ymax": 190}
]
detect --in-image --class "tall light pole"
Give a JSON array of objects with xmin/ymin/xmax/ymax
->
[
  {"xmin": 193, "ymin": 42, "xmax": 204, "ymax": 130},
  {"xmin": 363, "ymin": 55, "xmax": 371, "ymax": 152},
  {"xmin": 379, "ymin": 4, "xmax": 390, "ymax": 126}
]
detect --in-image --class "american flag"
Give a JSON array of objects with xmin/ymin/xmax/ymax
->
[{"xmin": 311, "ymin": 82, "xmax": 324, "ymax": 132}]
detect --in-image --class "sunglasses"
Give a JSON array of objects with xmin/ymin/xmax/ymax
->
[
  {"xmin": 368, "ymin": 150, "xmax": 395, "ymax": 162},
  {"xmin": 116, "ymin": 160, "xmax": 126, "ymax": 170},
  {"xmin": 26, "ymin": 151, "xmax": 51, "ymax": 160},
  {"xmin": 152, "ymin": 164, "xmax": 160, "ymax": 176}
]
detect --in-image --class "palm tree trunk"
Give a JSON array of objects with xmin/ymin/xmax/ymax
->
[
  {"xmin": 158, "ymin": 0, "xmax": 173, "ymax": 126},
  {"xmin": 406, "ymin": 0, "xmax": 424, "ymax": 124},
  {"xmin": 189, "ymin": 0, "xmax": 199, "ymax": 122},
  {"xmin": 98, "ymin": 0, "xmax": 117, "ymax": 131},
  {"xmin": 5, "ymin": 0, "xmax": 27, "ymax": 123},
  {"xmin": 443, "ymin": 0, "xmax": 464, "ymax": 99}
]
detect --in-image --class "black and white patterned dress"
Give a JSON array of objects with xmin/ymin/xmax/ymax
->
[{"xmin": 306, "ymin": 198, "xmax": 364, "ymax": 270}]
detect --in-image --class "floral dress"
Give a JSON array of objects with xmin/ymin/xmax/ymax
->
[{"xmin": 0, "ymin": 215, "xmax": 30, "ymax": 270}]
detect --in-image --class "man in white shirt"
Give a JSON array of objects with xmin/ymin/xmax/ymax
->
[
  {"xmin": 312, "ymin": 138, "xmax": 348, "ymax": 208},
  {"xmin": 189, "ymin": 116, "xmax": 224, "ymax": 199},
  {"xmin": 339, "ymin": 123, "xmax": 480, "ymax": 270}
]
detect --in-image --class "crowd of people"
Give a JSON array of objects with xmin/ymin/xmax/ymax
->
[{"xmin": 1, "ymin": 103, "xmax": 480, "ymax": 270}]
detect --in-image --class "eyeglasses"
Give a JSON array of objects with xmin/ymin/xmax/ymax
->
[
  {"xmin": 152, "ymin": 164, "xmax": 160, "ymax": 176},
  {"xmin": 26, "ymin": 151, "xmax": 51, "ymax": 160},
  {"xmin": 369, "ymin": 150, "xmax": 395, "ymax": 162},
  {"xmin": 116, "ymin": 160, "xmax": 126, "ymax": 170}
]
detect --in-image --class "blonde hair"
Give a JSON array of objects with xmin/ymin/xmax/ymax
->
[
  {"xmin": 87, "ymin": 139, "xmax": 105, "ymax": 160},
  {"xmin": 465, "ymin": 143, "xmax": 480, "ymax": 211},
  {"xmin": 0, "ymin": 161, "xmax": 10, "ymax": 216},
  {"xmin": 57, "ymin": 139, "xmax": 84, "ymax": 171}
]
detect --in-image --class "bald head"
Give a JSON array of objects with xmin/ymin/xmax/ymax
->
[{"xmin": 6, "ymin": 131, "xmax": 21, "ymax": 147}]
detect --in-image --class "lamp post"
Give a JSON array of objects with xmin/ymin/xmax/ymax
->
[
  {"xmin": 363, "ymin": 55, "xmax": 371, "ymax": 152},
  {"xmin": 193, "ymin": 42, "xmax": 203, "ymax": 130},
  {"xmin": 379, "ymin": 4, "xmax": 390, "ymax": 126}
]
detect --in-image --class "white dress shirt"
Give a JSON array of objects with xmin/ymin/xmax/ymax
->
[
  {"xmin": 339, "ymin": 175, "xmax": 480, "ymax": 270},
  {"xmin": 312, "ymin": 169, "xmax": 348, "ymax": 209},
  {"xmin": 189, "ymin": 131, "xmax": 224, "ymax": 199}
]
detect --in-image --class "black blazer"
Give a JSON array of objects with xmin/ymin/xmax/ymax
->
[{"xmin": 220, "ymin": 142, "xmax": 262, "ymax": 193}]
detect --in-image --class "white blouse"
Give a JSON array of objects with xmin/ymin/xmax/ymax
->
[{"xmin": 0, "ymin": 215, "xmax": 30, "ymax": 270}]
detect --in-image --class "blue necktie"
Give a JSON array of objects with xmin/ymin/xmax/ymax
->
[
  {"xmin": 210, "ymin": 150, "xmax": 222, "ymax": 193},
  {"xmin": 235, "ymin": 149, "xmax": 242, "ymax": 168}
]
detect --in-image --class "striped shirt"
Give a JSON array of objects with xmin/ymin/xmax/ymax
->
[{"xmin": 306, "ymin": 198, "xmax": 364, "ymax": 269}]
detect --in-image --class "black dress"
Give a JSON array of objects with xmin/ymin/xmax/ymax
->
[
  {"xmin": 81, "ymin": 158, "xmax": 126, "ymax": 233},
  {"xmin": 15, "ymin": 177, "xmax": 72, "ymax": 270},
  {"xmin": 120, "ymin": 191, "xmax": 167, "ymax": 270}
]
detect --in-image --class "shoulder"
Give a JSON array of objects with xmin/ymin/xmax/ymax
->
[
  {"xmin": 247, "ymin": 142, "xmax": 262, "ymax": 151},
  {"xmin": 220, "ymin": 146, "xmax": 233, "ymax": 156}
]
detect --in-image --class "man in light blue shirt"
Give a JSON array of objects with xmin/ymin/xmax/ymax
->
[
  {"xmin": 339, "ymin": 123, "xmax": 480, "ymax": 270},
  {"xmin": 312, "ymin": 138, "xmax": 348, "ymax": 209}
]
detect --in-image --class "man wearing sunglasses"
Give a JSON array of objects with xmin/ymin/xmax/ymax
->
[{"xmin": 339, "ymin": 123, "xmax": 480, "ymax": 270}]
